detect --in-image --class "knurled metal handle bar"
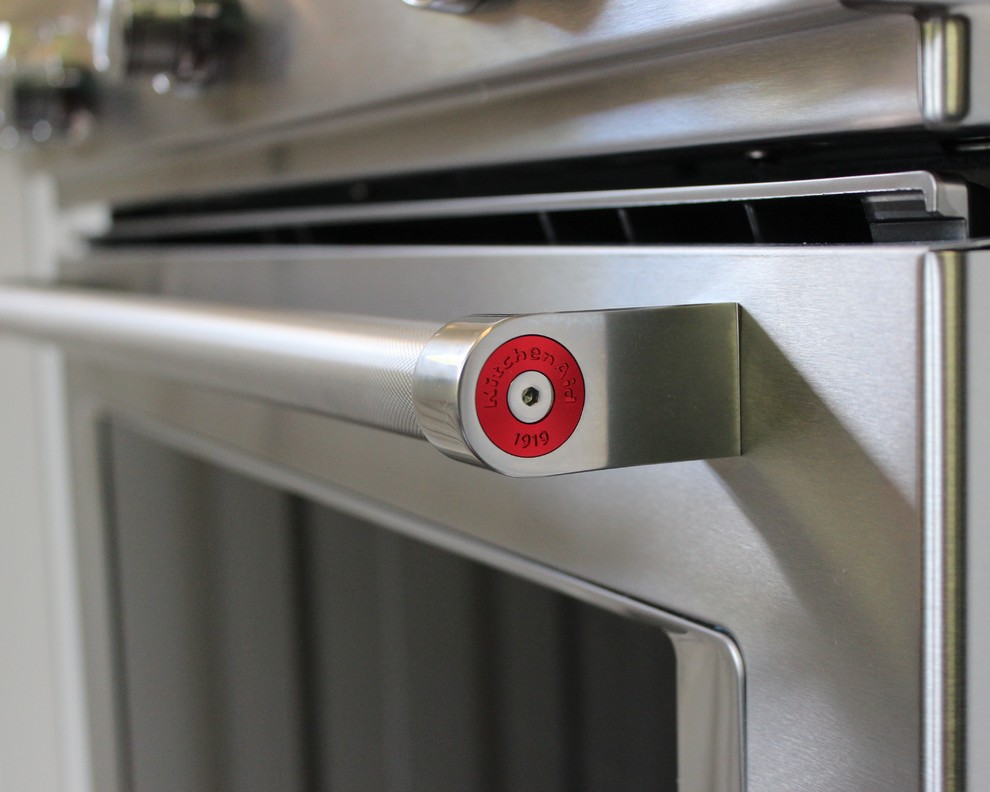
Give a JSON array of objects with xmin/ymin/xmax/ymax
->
[{"xmin": 0, "ymin": 283, "xmax": 741, "ymax": 476}]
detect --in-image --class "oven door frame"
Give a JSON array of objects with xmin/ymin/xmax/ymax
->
[
  {"xmin": 44, "ymin": 242, "xmax": 969, "ymax": 791},
  {"xmin": 69, "ymin": 391, "xmax": 745, "ymax": 792}
]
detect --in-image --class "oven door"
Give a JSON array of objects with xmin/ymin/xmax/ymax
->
[{"xmin": 5, "ymin": 239, "xmax": 964, "ymax": 792}]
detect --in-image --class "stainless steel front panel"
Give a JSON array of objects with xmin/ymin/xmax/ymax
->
[
  {"xmin": 53, "ymin": 12, "xmax": 929, "ymax": 204},
  {"xmin": 967, "ymin": 250, "xmax": 990, "ymax": 792},
  {"xmin": 1, "ymin": 0, "xmax": 979, "ymax": 787},
  {"xmin": 18, "ymin": 0, "xmax": 848, "ymax": 151},
  {"xmin": 61, "ymin": 243, "xmax": 943, "ymax": 791}
]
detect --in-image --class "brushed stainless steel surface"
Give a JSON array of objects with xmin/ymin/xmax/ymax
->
[
  {"xmin": 20, "ymin": 0, "xmax": 894, "ymax": 179},
  {"xmin": 924, "ymin": 251, "xmax": 966, "ymax": 792},
  {"xmin": 20, "ymin": 0, "xmax": 990, "ymax": 196},
  {"xmin": 62, "ymin": 242, "xmax": 929, "ymax": 789},
  {"xmin": 4, "ymin": 0, "xmax": 981, "ymax": 788},
  {"xmin": 0, "ymin": 285, "xmax": 741, "ymax": 476},
  {"xmin": 0, "ymin": 284, "xmax": 442, "ymax": 437},
  {"xmin": 967, "ymin": 250, "xmax": 990, "ymax": 792},
  {"xmin": 415, "ymin": 304, "xmax": 740, "ymax": 476},
  {"xmin": 53, "ymin": 13, "xmax": 925, "ymax": 204},
  {"xmin": 32, "ymin": 0, "xmax": 848, "ymax": 157},
  {"xmin": 104, "ymin": 170, "xmax": 969, "ymax": 241}
]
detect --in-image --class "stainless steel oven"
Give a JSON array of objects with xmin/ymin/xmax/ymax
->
[{"xmin": 2, "ymin": 2, "xmax": 990, "ymax": 791}]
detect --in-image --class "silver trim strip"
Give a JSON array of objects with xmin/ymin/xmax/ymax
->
[
  {"xmin": 923, "ymin": 251, "xmax": 965, "ymax": 792},
  {"xmin": 105, "ymin": 171, "xmax": 968, "ymax": 241},
  {"xmin": 921, "ymin": 15, "xmax": 970, "ymax": 126}
]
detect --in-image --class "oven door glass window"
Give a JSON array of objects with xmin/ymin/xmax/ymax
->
[{"xmin": 104, "ymin": 422, "xmax": 689, "ymax": 792}]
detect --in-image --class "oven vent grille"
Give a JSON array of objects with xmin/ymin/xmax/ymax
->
[{"xmin": 99, "ymin": 173, "xmax": 972, "ymax": 248}]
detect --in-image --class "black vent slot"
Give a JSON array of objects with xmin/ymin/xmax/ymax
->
[
  {"xmin": 306, "ymin": 214, "xmax": 549, "ymax": 246},
  {"xmin": 749, "ymin": 195, "xmax": 873, "ymax": 243},
  {"xmin": 545, "ymin": 210, "xmax": 633, "ymax": 244},
  {"xmin": 624, "ymin": 203, "xmax": 755, "ymax": 244},
  {"xmin": 98, "ymin": 179, "xmax": 972, "ymax": 248}
]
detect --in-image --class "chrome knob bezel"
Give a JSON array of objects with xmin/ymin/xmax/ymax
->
[{"xmin": 403, "ymin": 0, "xmax": 486, "ymax": 14}]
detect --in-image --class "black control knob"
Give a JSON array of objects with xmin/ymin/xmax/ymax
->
[
  {"xmin": 0, "ymin": 20, "xmax": 97, "ymax": 148},
  {"xmin": 10, "ymin": 66, "xmax": 96, "ymax": 145},
  {"xmin": 122, "ymin": 0, "xmax": 245, "ymax": 89}
]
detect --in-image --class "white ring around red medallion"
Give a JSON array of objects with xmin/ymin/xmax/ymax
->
[{"xmin": 507, "ymin": 370, "xmax": 554, "ymax": 423}]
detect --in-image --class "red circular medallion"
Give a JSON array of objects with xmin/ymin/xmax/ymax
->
[{"xmin": 474, "ymin": 335, "xmax": 585, "ymax": 457}]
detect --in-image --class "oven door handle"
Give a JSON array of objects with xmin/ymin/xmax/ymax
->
[{"xmin": 0, "ymin": 284, "xmax": 740, "ymax": 476}]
